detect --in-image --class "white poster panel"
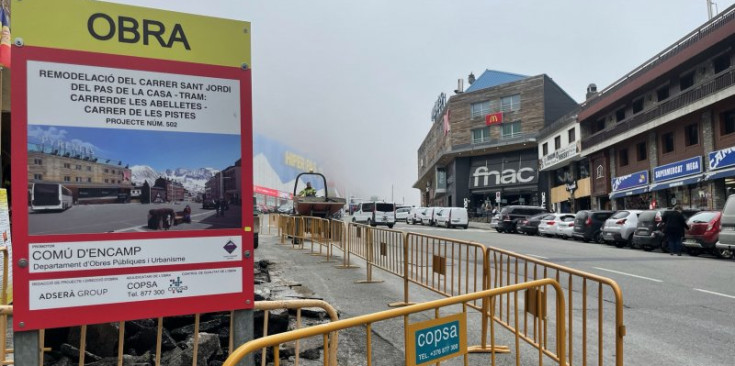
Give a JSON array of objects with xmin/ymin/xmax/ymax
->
[
  {"xmin": 30, "ymin": 236, "xmax": 242, "ymax": 273},
  {"xmin": 30, "ymin": 267, "xmax": 242, "ymax": 310},
  {"xmin": 27, "ymin": 61, "xmax": 241, "ymax": 135}
]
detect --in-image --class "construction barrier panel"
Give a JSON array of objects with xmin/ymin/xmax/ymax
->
[
  {"xmin": 485, "ymin": 248, "xmax": 625, "ymax": 366},
  {"xmin": 347, "ymin": 223, "xmax": 405, "ymax": 283},
  {"xmin": 224, "ymin": 279, "xmax": 567, "ymax": 366}
]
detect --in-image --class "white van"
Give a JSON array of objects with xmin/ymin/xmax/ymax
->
[
  {"xmin": 421, "ymin": 207, "xmax": 441, "ymax": 226},
  {"xmin": 352, "ymin": 202, "xmax": 396, "ymax": 228},
  {"xmin": 435, "ymin": 207, "xmax": 469, "ymax": 229},
  {"xmin": 408, "ymin": 207, "xmax": 424, "ymax": 224}
]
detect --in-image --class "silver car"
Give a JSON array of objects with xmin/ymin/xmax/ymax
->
[{"xmin": 601, "ymin": 210, "xmax": 643, "ymax": 247}]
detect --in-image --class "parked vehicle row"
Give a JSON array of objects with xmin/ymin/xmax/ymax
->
[
  {"xmin": 406, "ymin": 206, "xmax": 469, "ymax": 229},
  {"xmin": 497, "ymin": 202, "xmax": 735, "ymax": 259},
  {"xmin": 352, "ymin": 202, "xmax": 396, "ymax": 228}
]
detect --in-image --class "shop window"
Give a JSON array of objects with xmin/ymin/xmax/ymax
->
[
  {"xmin": 685, "ymin": 123, "xmax": 699, "ymax": 146},
  {"xmin": 680, "ymin": 71, "xmax": 694, "ymax": 91},
  {"xmin": 722, "ymin": 110, "xmax": 735, "ymax": 135},
  {"xmin": 615, "ymin": 108, "xmax": 626, "ymax": 122},
  {"xmin": 542, "ymin": 142, "xmax": 548, "ymax": 156},
  {"xmin": 637, "ymin": 141, "xmax": 647, "ymax": 161},
  {"xmin": 501, "ymin": 122, "xmax": 522, "ymax": 138},
  {"xmin": 619, "ymin": 148, "xmax": 629, "ymax": 167},
  {"xmin": 656, "ymin": 85, "xmax": 670, "ymax": 101},
  {"xmin": 568, "ymin": 128, "xmax": 576, "ymax": 142},
  {"xmin": 471, "ymin": 127, "xmax": 490, "ymax": 144},
  {"xmin": 662, "ymin": 132, "xmax": 674, "ymax": 153},
  {"xmin": 714, "ymin": 53, "xmax": 731, "ymax": 74},
  {"xmin": 632, "ymin": 98, "xmax": 644, "ymax": 114},
  {"xmin": 554, "ymin": 135, "xmax": 561, "ymax": 150}
]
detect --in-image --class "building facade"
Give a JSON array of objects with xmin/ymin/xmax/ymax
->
[
  {"xmin": 415, "ymin": 70, "xmax": 578, "ymax": 213},
  {"xmin": 579, "ymin": 6, "xmax": 735, "ymax": 211}
]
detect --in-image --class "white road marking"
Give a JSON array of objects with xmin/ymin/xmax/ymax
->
[
  {"xmin": 693, "ymin": 288, "xmax": 735, "ymax": 299},
  {"xmin": 526, "ymin": 254, "xmax": 548, "ymax": 259},
  {"xmin": 592, "ymin": 267, "xmax": 663, "ymax": 283}
]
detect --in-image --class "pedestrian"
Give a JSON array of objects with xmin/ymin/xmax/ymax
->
[
  {"xmin": 214, "ymin": 199, "xmax": 221, "ymax": 216},
  {"xmin": 663, "ymin": 205, "xmax": 689, "ymax": 256}
]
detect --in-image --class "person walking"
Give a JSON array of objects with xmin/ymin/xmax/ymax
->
[{"xmin": 663, "ymin": 205, "xmax": 689, "ymax": 256}]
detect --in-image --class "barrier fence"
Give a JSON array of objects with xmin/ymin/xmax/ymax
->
[
  {"xmin": 0, "ymin": 300, "xmax": 340, "ymax": 366},
  {"xmin": 224, "ymin": 279, "xmax": 568, "ymax": 366},
  {"xmin": 271, "ymin": 213, "xmax": 625, "ymax": 365}
]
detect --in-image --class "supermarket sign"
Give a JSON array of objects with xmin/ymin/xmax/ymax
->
[{"xmin": 11, "ymin": 0, "xmax": 252, "ymax": 330}]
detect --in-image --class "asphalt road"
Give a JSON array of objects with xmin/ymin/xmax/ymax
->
[
  {"xmin": 389, "ymin": 220, "xmax": 735, "ymax": 366},
  {"xmin": 28, "ymin": 201, "xmax": 242, "ymax": 235}
]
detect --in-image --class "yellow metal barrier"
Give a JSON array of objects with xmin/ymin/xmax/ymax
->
[
  {"xmin": 224, "ymin": 279, "xmax": 567, "ymax": 366},
  {"xmin": 0, "ymin": 246, "xmax": 10, "ymax": 305},
  {"xmin": 485, "ymin": 248, "xmax": 625, "ymax": 366},
  {"xmin": 347, "ymin": 222, "xmax": 405, "ymax": 284}
]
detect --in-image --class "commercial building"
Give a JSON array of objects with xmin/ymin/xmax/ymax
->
[
  {"xmin": 414, "ymin": 70, "xmax": 578, "ymax": 213},
  {"xmin": 579, "ymin": 6, "xmax": 735, "ymax": 210}
]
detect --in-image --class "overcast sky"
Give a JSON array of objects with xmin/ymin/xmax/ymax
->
[{"xmin": 109, "ymin": 0, "xmax": 735, "ymax": 205}]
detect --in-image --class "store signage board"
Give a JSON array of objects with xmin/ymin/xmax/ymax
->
[
  {"xmin": 653, "ymin": 156, "xmax": 702, "ymax": 182},
  {"xmin": 11, "ymin": 0, "xmax": 253, "ymax": 330},
  {"xmin": 708, "ymin": 147, "xmax": 735, "ymax": 170},
  {"xmin": 611, "ymin": 170, "xmax": 649, "ymax": 192}
]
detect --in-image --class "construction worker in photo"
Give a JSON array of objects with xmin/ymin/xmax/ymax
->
[{"xmin": 299, "ymin": 181, "xmax": 317, "ymax": 197}]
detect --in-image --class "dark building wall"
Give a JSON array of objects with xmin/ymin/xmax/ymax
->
[
  {"xmin": 543, "ymin": 75, "xmax": 580, "ymax": 126},
  {"xmin": 613, "ymin": 135, "xmax": 650, "ymax": 176},
  {"xmin": 455, "ymin": 158, "xmax": 471, "ymax": 207},
  {"xmin": 654, "ymin": 115, "xmax": 705, "ymax": 166}
]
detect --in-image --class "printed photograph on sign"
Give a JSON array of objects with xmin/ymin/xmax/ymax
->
[{"xmin": 27, "ymin": 125, "xmax": 242, "ymax": 235}]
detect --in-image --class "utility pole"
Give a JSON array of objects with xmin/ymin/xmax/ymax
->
[{"xmin": 707, "ymin": 0, "xmax": 715, "ymax": 19}]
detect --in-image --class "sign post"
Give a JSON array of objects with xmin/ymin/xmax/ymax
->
[
  {"xmin": 11, "ymin": 1, "xmax": 253, "ymax": 362},
  {"xmin": 405, "ymin": 313, "xmax": 467, "ymax": 365}
]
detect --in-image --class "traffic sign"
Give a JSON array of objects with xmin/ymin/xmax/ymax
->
[{"xmin": 495, "ymin": 191, "xmax": 501, "ymax": 202}]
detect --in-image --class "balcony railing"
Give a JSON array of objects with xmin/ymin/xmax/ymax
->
[{"xmin": 582, "ymin": 69, "xmax": 735, "ymax": 151}]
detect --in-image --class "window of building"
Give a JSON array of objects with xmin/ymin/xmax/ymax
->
[
  {"xmin": 64, "ymin": 176, "xmax": 71, "ymax": 182},
  {"xmin": 619, "ymin": 148, "xmax": 629, "ymax": 167},
  {"xmin": 34, "ymin": 158, "xmax": 42, "ymax": 165},
  {"xmin": 470, "ymin": 100, "xmax": 494, "ymax": 118},
  {"xmin": 680, "ymin": 72, "xmax": 694, "ymax": 91},
  {"xmin": 577, "ymin": 159, "xmax": 590, "ymax": 179},
  {"xmin": 656, "ymin": 86, "xmax": 670, "ymax": 101},
  {"xmin": 554, "ymin": 135, "xmax": 561, "ymax": 150},
  {"xmin": 568, "ymin": 128, "xmax": 576, "ymax": 142},
  {"xmin": 592, "ymin": 118, "xmax": 605, "ymax": 133},
  {"xmin": 662, "ymin": 132, "xmax": 675, "ymax": 153},
  {"xmin": 637, "ymin": 141, "xmax": 647, "ymax": 161},
  {"xmin": 104, "ymin": 179, "xmax": 109, "ymax": 183},
  {"xmin": 615, "ymin": 108, "xmax": 626, "ymax": 122},
  {"xmin": 542, "ymin": 142, "xmax": 548, "ymax": 156},
  {"xmin": 111, "ymin": 169, "xmax": 116, "ymax": 174},
  {"xmin": 714, "ymin": 53, "xmax": 731, "ymax": 74},
  {"xmin": 87, "ymin": 177, "xmax": 92, "ymax": 183},
  {"xmin": 723, "ymin": 110, "xmax": 735, "ymax": 135},
  {"xmin": 104, "ymin": 169, "xmax": 109, "ymax": 173},
  {"xmin": 87, "ymin": 166, "xmax": 92, "ymax": 171},
  {"xmin": 685, "ymin": 123, "xmax": 699, "ymax": 146},
  {"xmin": 632, "ymin": 98, "xmax": 644, "ymax": 114},
  {"xmin": 471, "ymin": 127, "xmax": 490, "ymax": 144},
  {"xmin": 34, "ymin": 174, "xmax": 43, "ymax": 180},
  {"xmin": 501, "ymin": 122, "xmax": 522, "ymax": 138},
  {"xmin": 500, "ymin": 94, "xmax": 521, "ymax": 112},
  {"xmin": 118, "ymin": 180, "xmax": 121, "ymax": 184},
  {"xmin": 75, "ymin": 164, "xmax": 82, "ymax": 170},
  {"xmin": 75, "ymin": 177, "xmax": 83, "ymax": 182},
  {"xmin": 63, "ymin": 163, "xmax": 71, "ymax": 168}
]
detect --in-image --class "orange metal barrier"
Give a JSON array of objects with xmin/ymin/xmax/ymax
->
[
  {"xmin": 484, "ymin": 248, "xmax": 625, "ymax": 366},
  {"xmin": 224, "ymin": 279, "xmax": 567, "ymax": 366}
]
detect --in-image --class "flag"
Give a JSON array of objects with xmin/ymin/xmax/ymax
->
[
  {"xmin": 0, "ymin": 8, "xmax": 10, "ymax": 69},
  {"xmin": 443, "ymin": 109, "xmax": 450, "ymax": 136},
  {"xmin": 485, "ymin": 112, "xmax": 503, "ymax": 126}
]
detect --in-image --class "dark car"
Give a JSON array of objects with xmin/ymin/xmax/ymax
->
[
  {"xmin": 497, "ymin": 206, "xmax": 549, "ymax": 233},
  {"xmin": 572, "ymin": 210, "xmax": 614, "ymax": 243},
  {"xmin": 517, "ymin": 213, "xmax": 551, "ymax": 236},
  {"xmin": 632, "ymin": 208, "xmax": 699, "ymax": 251},
  {"xmin": 683, "ymin": 211, "xmax": 723, "ymax": 257},
  {"xmin": 202, "ymin": 199, "xmax": 217, "ymax": 209}
]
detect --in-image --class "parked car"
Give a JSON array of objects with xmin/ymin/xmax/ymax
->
[
  {"xmin": 684, "ymin": 211, "xmax": 730, "ymax": 258},
  {"xmin": 497, "ymin": 206, "xmax": 549, "ymax": 233},
  {"xmin": 601, "ymin": 210, "xmax": 643, "ymax": 247},
  {"xmin": 421, "ymin": 207, "xmax": 440, "ymax": 226},
  {"xmin": 395, "ymin": 207, "xmax": 411, "ymax": 223},
  {"xmin": 277, "ymin": 202, "xmax": 294, "ymax": 214},
  {"xmin": 434, "ymin": 207, "xmax": 469, "ymax": 229},
  {"xmin": 202, "ymin": 199, "xmax": 217, "ymax": 210},
  {"xmin": 538, "ymin": 213, "xmax": 575, "ymax": 237},
  {"xmin": 407, "ymin": 207, "xmax": 424, "ymax": 224},
  {"xmin": 352, "ymin": 202, "xmax": 396, "ymax": 228},
  {"xmin": 632, "ymin": 208, "xmax": 699, "ymax": 251},
  {"xmin": 573, "ymin": 210, "xmax": 614, "ymax": 243},
  {"xmin": 489, "ymin": 213, "xmax": 500, "ymax": 230},
  {"xmin": 716, "ymin": 195, "xmax": 735, "ymax": 259},
  {"xmin": 516, "ymin": 213, "xmax": 548, "ymax": 236},
  {"xmin": 556, "ymin": 216, "xmax": 576, "ymax": 239}
]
